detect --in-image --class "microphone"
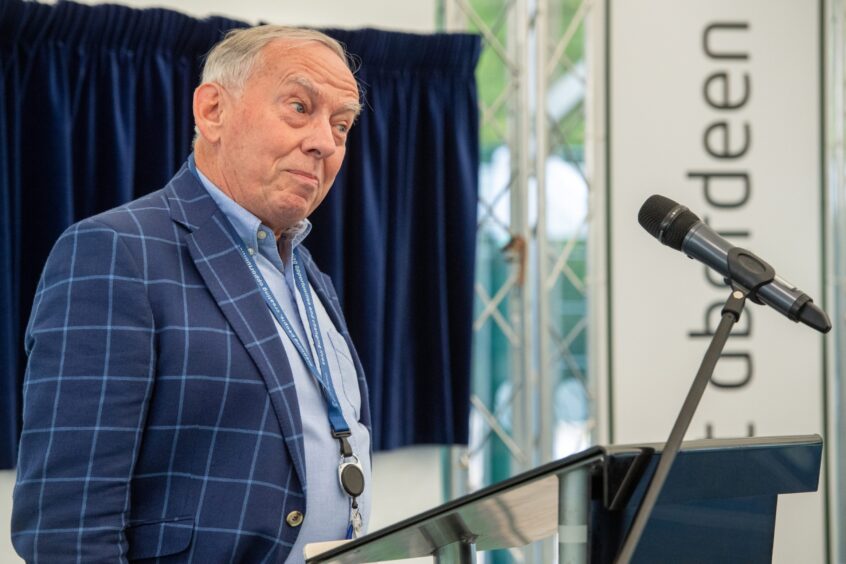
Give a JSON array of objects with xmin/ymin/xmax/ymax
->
[{"xmin": 638, "ymin": 194, "xmax": 831, "ymax": 333}]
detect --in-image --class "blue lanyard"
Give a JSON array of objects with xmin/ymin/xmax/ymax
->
[
  {"xmin": 187, "ymin": 158, "xmax": 351, "ymax": 438},
  {"xmin": 230, "ymin": 229, "xmax": 351, "ymax": 437},
  {"xmin": 189, "ymin": 158, "xmax": 364, "ymax": 538}
]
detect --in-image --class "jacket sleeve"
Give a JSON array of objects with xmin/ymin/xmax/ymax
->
[{"xmin": 11, "ymin": 220, "xmax": 156, "ymax": 563}]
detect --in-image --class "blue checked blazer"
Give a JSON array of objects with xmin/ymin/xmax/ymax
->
[{"xmin": 12, "ymin": 162, "xmax": 371, "ymax": 563}]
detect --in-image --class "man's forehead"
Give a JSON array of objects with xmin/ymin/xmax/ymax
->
[{"xmin": 264, "ymin": 39, "xmax": 356, "ymax": 83}]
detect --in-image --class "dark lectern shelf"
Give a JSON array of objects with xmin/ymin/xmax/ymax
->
[{"xmin": 305, "ymin": 435, "xmax": 822, "ymax": 564}]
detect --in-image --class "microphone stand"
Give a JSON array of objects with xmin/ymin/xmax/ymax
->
[{"xmin": 615, "ymin": 248, "xmax": 776, "ymax": 564}]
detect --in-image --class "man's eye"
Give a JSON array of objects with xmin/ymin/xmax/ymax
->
[
  {"xmin": 292, "ymin": 102, "xmax": 305, "ymax": 113},
  {"xmin": 335, "ymin": 123, "xmax": 349, "ymax": 134}
]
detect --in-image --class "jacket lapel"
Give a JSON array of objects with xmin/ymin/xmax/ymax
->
[{"xmin": 165, "ymin": 165, "xmax": 308, "ymax": 490}]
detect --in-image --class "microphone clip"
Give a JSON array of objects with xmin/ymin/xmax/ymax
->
[{"xmin": 723, "ymin": 247, "xmax": 775, "ymax": 305}]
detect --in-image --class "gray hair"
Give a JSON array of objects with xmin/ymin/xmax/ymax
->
[{"xmin": 201, "ymin": 25, "xmax": 353, "ymax": 94}]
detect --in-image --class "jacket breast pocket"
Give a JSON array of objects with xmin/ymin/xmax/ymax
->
[{"xmin": 126, "ymin": 516, "xmax": 194, "ymax": 561}]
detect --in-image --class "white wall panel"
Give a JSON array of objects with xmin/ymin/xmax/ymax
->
[
  {"xmin": 52, "ymin": 0, "xmax": 437, "ymax": 31},
  {"xmin": 607, "ymin": 1, "xmax": 826, "ymax": 562}
]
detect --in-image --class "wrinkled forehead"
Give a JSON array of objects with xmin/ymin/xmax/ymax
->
[
  {"xmin": 253, "ymin": 39, "xmax": 360, "ymax": 112},
  {"xmin": 262, "ymin": 39, "xmax": 357, "ymax": 85}
]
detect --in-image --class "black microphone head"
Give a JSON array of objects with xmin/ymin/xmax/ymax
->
[{"xmin": 638, "ymin": 194, "xmax": 701, "ymax": 250}]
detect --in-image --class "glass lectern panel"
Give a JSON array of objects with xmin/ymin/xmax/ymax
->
[
  {"xmin": 305, "ymin": 448, "xmax": 605, "ymax": 563},
  {"xmin": 306, "ymin": 435, "xmax": 822, "ymax": 564}
]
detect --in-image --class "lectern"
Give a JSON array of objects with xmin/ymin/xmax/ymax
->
[{"xmin": 305, "ymin": 435, "xmax": 822, "ymax": 563}]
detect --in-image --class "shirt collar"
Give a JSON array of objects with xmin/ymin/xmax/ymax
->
[{"xmin": 191, "ymin": 154, "xmax": 312, "ymax": 254}]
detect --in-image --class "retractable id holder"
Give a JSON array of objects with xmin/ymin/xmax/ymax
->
[
  {"xmin": 339, "ymin": 455, "xmax": 365, "ymax": 498},
  {"xmin": 336, "ymin": 434, "xmax": 366, "ymax": 538},
  {"xmin": 336, "ymin": 434, "xmax": 365, "ymax": 498}
]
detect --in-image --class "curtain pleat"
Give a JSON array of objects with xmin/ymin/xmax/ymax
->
[{"xmin": 0, "ymin": 0, "xmax": 479, "ymax": 466}]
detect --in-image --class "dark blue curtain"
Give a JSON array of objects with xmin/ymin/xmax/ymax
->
[
  {"xmin": 0, "ymin": 0, "xmax": 480, "ymax": 467},
  {"xmin": 309, "ymin": 30, "xmax": 480, "ymax": 449}
]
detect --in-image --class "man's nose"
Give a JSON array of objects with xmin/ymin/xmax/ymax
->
[{"xmin": 303, "ymin": 117, "xmax": 337, "ymax": 159}]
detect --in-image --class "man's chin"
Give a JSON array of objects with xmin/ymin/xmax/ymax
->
[
  {"xmin": 269, "ymin": 210, "xmax": 309, "ymax": 234},
  {"xmin": 269, "ymin": 197, "xmax": 311, "ymax": 229}
]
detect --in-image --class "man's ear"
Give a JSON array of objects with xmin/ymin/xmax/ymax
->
[{"xmin": 193, "ymin": 83, "xmax": 226, "ymax": 143}]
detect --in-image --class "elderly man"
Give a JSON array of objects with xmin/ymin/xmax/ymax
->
[{"xmin": 12, "ymin": 26, "xmax": 371, "ymax": 563}]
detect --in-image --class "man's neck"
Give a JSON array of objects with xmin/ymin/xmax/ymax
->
[
  {"xmin": 194, "ymin": 145, "xmax": 286, "ymax": 242},
  {"xmin": 194, "ymin": 146, "xmax": 310, "ymax": 253},
  {"xmin": 194, "ymin": 144, "xmax": 232, "ymax": 201}
]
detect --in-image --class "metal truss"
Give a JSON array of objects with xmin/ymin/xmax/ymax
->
[{"xmin": 443, "ymin": 0, "xmax": 600, "ymax": 560}]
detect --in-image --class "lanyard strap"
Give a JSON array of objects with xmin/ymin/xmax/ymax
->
[
  {"xmin": 233, "ymin": 231, "xmax": 351, "ymax": 438},
  {"xmin": 187, "ymin": 157, "xmax": 351, "ymax": 438},
  {"xmin": 189, "ymin": 158, "xmax": 364, "ymax": 537}
]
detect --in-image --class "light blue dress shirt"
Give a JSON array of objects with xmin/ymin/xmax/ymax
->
[{"xmin": 195, "ymin": 162, "xmax": 371, "ymax": 562}]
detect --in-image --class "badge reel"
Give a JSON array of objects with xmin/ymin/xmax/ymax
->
[
  {"xmin": 339, "ymin": 455, "xmax": 365, "ymax": 538},
  {"xmin": 339, "ymin": 454, "xmax": 365, "ymax": 498}
]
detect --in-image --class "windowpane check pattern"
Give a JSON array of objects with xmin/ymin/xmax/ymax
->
[{"xmin": 12, "ymin": 163, "xmax": 371, "ymax": 563}]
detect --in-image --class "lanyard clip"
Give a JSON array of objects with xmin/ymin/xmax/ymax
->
[{"xmin": 333, "ymin": 430, "xmax": 353, "ymax": 458}]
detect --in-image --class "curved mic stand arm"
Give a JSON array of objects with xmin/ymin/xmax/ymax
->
[{"xmin": 614, "ymin": 289, "xmax": 747, "ymax": 564}]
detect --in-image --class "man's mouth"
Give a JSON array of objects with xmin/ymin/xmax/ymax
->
[{"xmin": 287, "ymin": 170, "xmax": 318, "ymax": 185}]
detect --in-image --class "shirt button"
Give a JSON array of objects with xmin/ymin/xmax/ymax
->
[
  {"xmin": 258, "ymin": 230, "xmax": 268, "ymax": 240},
  {"xmin": 286, "ymin": 510, "xmax": 304, "ymax": 527}
]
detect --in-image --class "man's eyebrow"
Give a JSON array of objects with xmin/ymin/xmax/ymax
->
[
  {"xmin": 290, "ymin": 75, "xmax": 318, "ymax": 98},
  {"xmin": 289, "ymin": 75, "xmax": 362, "ymax": 118},
  {"xmin": 341, "ymin": 100, "xmax": 363, "ymax": 118}
]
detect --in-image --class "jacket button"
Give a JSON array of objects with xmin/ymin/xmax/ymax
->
[{"xmin": 286, "ymin": 510, "xmax": 304, "ymax": 527}]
